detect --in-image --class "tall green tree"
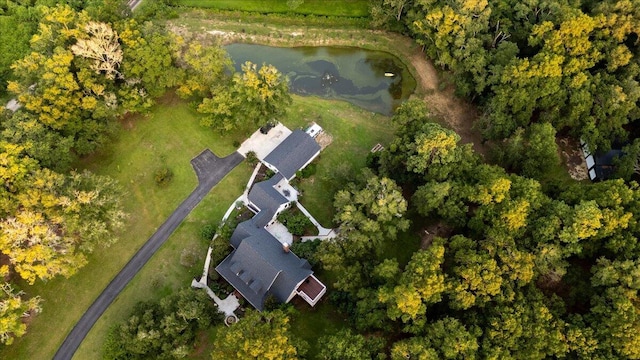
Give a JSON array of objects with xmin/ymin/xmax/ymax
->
[
  {"xmin": 378, "ymin": 238, "xmax": 446, "ymax": 330},
  {"xmin": 0, "ymin": 282, "xmax": 41, "ymax": 345},
  {"xmin": 211, "ymin": 309, "xmax": 304, "ymax": 360},
  {"xmin": 104, "ymin": 289, "xmax": 219, "ymax": 359},
  {"xmin": 317, "ymin": 329, "xmax": 383, "ymax": 360},
  {"xmin": 198, "ymin": 61, "xmax": 291, "ymax": 131}
]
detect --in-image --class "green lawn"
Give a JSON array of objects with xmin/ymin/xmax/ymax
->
[
  {"xmin": 289, "ymin": 300, "xmax": 349, "ymax": 356},
  {"xmin": 282, "ymin": 95, "xmax": 396, "ymax": 227},
  {"xmin": 74, "ymin": 165, "xmax": 250, "ymax": 359},
  {"xmin": 0, "ymin": 94, "xmax": 251, "ymax": 360},
  {"xmin": 0, "ymin": 92, "xmax": 394, "ymax": 359},
  {"xmin": 176, "ymin": 0, "xmax": 371, "ymax": 17}
]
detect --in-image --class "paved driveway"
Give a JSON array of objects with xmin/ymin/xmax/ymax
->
[{"xmin": 53, "ymin": 150, "xmax": 244, "ymax": 360}]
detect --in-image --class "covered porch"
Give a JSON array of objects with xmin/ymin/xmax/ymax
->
[{"xmin": 296, "ymin": 274, "xmax": 326, "ymax": 307}]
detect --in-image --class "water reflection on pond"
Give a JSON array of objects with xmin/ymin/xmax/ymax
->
[{"xmin": 225, "ymin": 44, "xmax": 416, "ymax": 115}]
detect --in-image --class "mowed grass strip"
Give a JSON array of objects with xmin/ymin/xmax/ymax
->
[
  {"xmin": 0, "ymin": 94, "xmax": 247, "ymax": 360},
  {"xmin": 176, "ymin": 0, "xmax": 371, "ymax": 17}
]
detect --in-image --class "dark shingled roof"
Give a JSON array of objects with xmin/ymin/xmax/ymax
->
[
  {"xmin": 263, "ymin": 129, "xmax": 320, "ymax": 180},
  {"xmin": 593, "ymin": 149, "xmax": 624, "ymax": 181},
  {"xmin": 215, "ymin": 226, "xmax": 312, "ymax": 310},
  {"xmin": 247, "ymin": 173, "xmax": 289, "ymax": 228},
  {"xmin": 229, "ymin": 219, "xmax": 261, "ymax": 248}
]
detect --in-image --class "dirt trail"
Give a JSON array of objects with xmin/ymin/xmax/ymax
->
[{"xmin": 405, "ymin": 50, "xmax": 487, "ymax": 156}]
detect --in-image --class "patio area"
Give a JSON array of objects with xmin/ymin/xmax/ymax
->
[{"xmin": 237, "ymin": 123, "xmax": 292, "ymax": 160}]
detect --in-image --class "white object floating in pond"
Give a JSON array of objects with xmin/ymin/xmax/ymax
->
[{"xmin": 384, "ymin": 72, "xmax": 395, "ymax": 77}]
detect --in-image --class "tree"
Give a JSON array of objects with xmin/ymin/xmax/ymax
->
[
  {"xmin": 117, "ymin": 19, "xmax": 182, "ymax": 104},
  {"xmin": 588, "ymin": 286, "xmax": 640, "ymax": 359},
  {"xmin": 424, "ymin": 317, "xmax": 479, "ymax": 359},
  {"xmin": 176, "ymin": 40, "xmax": 231, "ymax": 99},
  {"xmin": 614, "ymin": 138, "xmax": 640, "ymax": 180},
  {"xmin": 481, "ymin": 6, "xmax": 640, "ymax": 150},
  {"xmin": 103, "ymin": 288, "xmax": 218, "ymax": 359},
  {"xmin": 198, "ymin": 61, "xmax": 292, "ymax": 131},
  {"xmin": 390, "ymin": 317, "xmax": 480, "ymax": 359},
  {"xmin": 491, "ymin": 122, "xmax": 560, "ymax": 178},
  {"xmin": 446, "ymin": 235, "xmax": 503, "ymax": 309},
  {"xmin": 0, "ymin": 144, "xmax": 125, "ymax": 284},
  {"xmin": 277, "ymin": 209, "xmax": 313, "ymax": 236},
  {"xmin": 7, "ymin": 5, "xmax": 132, "ymax": 155},
  {"xmin": 317, "ymin": 329, "xmax": 383, "ymax": 360},
  {"xmin": 475, "ymin": 286, "xmax": 569, "ymax": 358},
  {"xmin": 71, "ymin": 21, "xmax": 123, "ymax": 80},
  {"xmin": 381, "ymin": 101, "xmax": 478, "ymax": 184},
  {"xmin": 290, "ymin": 239, "xmax": 321, "ymax": 267},
  {"xmin": 378, "ymin": 238, "xmax": 446, "ymax": 330},
  {"xmin": 0, "ymin": 283, "xmax": 41, "ymax": 345},
  {"xmin": 1, "ymin": 111, "xmax": 75, "ymax": 171},
  {"xmin": 0, "ymin": 8, "xmax": 36, "ymax": 96},
  {"xmin": 211, "ymin": 309, "xmax": 303, "ymax": 359},
  {"xmin": 410, "ymin": 0, "xmax": 492, "ymax": 95}
]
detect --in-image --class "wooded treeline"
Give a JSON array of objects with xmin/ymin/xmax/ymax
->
[
  {"xmin": 0, "ymin": 1, "xmax": 180, "ymax": 345},
  {"xmin": 0, "ymin": 0, "xmax": 292, "ymax": 346},
  {"xmin": 312, "ymin": 100, "xmax": 640, "ymax": 359},
  {"xmin": 371, "ymin": 0, "xmax": 640, "ymax": 154}
]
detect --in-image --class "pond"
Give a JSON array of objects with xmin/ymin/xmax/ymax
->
[{"xmin": 225, "ymin": 44, "xmax": 416, "ymax": 115}]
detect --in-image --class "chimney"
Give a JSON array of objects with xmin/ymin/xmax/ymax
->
[{"xmin": 282, "ymin": 242, "xmax": 290, "ymax": 253}]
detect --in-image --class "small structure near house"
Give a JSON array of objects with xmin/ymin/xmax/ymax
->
[
  {"xmin": 371, "ymin": 143, "xmax": 384, "ymax": 153},
  {"xmin": 305, "ymin": 123, "xmax": 323, "ymax": 138},
  {"xmin": 581, "ymin": 140, "xmax": 623, "ymax": 181}
]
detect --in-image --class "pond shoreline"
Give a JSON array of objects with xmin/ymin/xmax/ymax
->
[
  {"xmin": 170, "ymin": 10, "xmax": 487, "ymax": 155},
  {"xmin": 224, "ymin": 43, "xmax": 415, "ymax": 115}
]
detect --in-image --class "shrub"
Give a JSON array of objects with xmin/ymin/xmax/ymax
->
[
  {"xmin": 200, "ymin": 223, "xmax": 218, "ymax": 241},
  {"xmin": 297, "ymin": 162, "xmax": 317, "ymax": 179},
  {"xmin": 246, "ymin": 151, "xmax": 259, "ymax": 167},
  {"xmin": 154, "ymin": 167, "xmax": 173, "ymax": 186},
  {"xmin": 102, "ymin": 289, "xmax": 220, "ymax": 360},
  {"xmin": 278, "ymin": 209, "xmax": 314, "ymax": 236},
  {"xmin": 211, "ymin": 235, "xmax": 232, "ymax": 266},
  {"xmin": 290, "ymin": 239, "xmax": 321, "ymax": 266}
]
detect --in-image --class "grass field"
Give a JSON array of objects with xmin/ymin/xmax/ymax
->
[
  {"xmin": 282, "ymin": 95, "xmax": 396, "ymax": 227},
  {"xmin": 176, "ymin": 0, "xmax": 371, "ymax": 17},
  {"xmin": 0, "ymin": 93, "xmax": 251, "ymax": 360},
  {"xmin": 74, "ymin": 164, "xmax": 251, "ymax": 359},
  {"xmin": 0, "ymin": 92, "xmax": 395, "ymax": 359}
]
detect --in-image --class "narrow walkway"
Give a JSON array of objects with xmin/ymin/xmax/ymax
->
[
  {"xmin": 296, "ymin": 202, "xmax": 333, "ymax": 236},
  {"xmin": 53, "ymin": 150, "xmax": 243, "ymax": 360}
]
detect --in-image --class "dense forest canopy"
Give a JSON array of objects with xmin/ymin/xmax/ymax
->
[
  {"xmin": 0, "ymin": 1, "xmax": 182, "ymax": 346},
  {"xmin": 371, "ymin": 0, "xmax": 640, "ymax": 152},
  {"xmin": 1, "ymin": 0, "xmax": 640, "ymax": 358},
  {"xmin": 317, "ymin": 100, "xmax": 640, "ymax": 359}
]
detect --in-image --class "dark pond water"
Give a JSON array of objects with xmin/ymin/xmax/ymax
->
[{"xmin": 225, "ymin": 44, "xmax": 416, "ymax": 115}]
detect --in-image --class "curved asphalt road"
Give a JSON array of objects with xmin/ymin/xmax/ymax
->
[{"xmin": 53, "ymin": 150, "xmax": 244, "ymax": 360}]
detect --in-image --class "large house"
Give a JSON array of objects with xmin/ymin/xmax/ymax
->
[{"xmin": 216, "ymin": 129, "xmax": 326, "ymax": 311}]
